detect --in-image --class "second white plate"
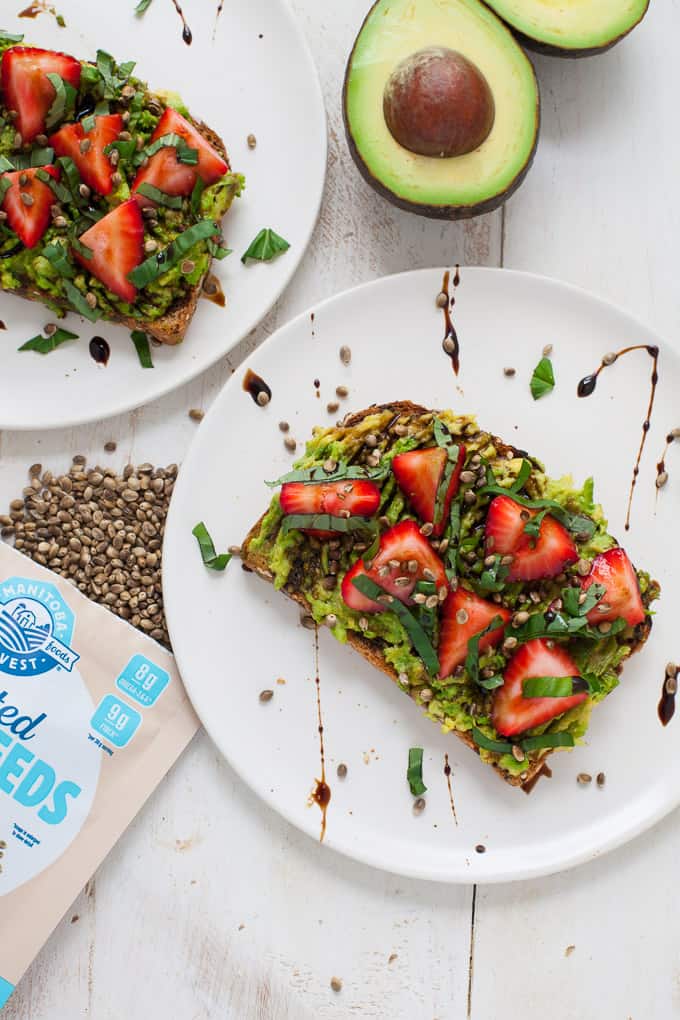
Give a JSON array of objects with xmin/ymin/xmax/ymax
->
[{"xmin": 164, "ymin": 267, "xmax": 679, "ymax": 883}]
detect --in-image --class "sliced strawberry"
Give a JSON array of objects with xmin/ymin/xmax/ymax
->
[
  {"xmin": 341, "ymin": 520, "xmax": 447, "ymax": 614},
  {"xmin": 132, "ymin": 107, "xmax": 228, "ymax": 206},
  {"xmin": 73, "ymin": 199, "xmax": 144, "ymax": 304},
  {"xmin": 582, "ymin": 547, "xmax": 645, "ymax": 627},
  {"xmin": 280, "ymin": 480, "xmax": 380, "ymax": 537},
  {"xmin": 1, "ymin": 46, "xmax": 81, "ymax": 143},
  {"xmin": 1, "ymin": 165, "xmax": 59, "ymax": 248},
  {"xmin": 485, "ymin": 494, "xmax": 578, "ymax": 582},
  {"xmin": 50, "ymin": 113, "xmax": 123, "ymax": 196},
  {"xmin": 438, "ymin": 588, "xmax": 510, "ymax": 678},
  {"xmin": 492, "ymin": 638, "xmax": 587, "ymax": 737},
  {"xmin": 392, "ymin": 444, "xmax": 466, "ymax": 537}
]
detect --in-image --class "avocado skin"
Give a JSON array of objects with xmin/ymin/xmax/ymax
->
[
  {"xmin": 341, "ymin": 0, "xmax": 540, "ymax": 221},
  {"xmin": 489, "ymin": 0, "xmax": 650, "ymax": 58}
]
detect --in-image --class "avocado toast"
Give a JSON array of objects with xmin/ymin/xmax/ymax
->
[
  {"xmin": 0, "ymin": 33, "xmax": 242, "ymax": 344},
  {"xmin": 242, "ymin": 402, "xmax": 660, "ymax": 789}
]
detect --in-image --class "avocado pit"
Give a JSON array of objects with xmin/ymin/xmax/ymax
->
[{"xmin": 383, "ymin": 47, "xmax": 495, "ymax": 158}]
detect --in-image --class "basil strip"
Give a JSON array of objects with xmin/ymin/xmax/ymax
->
[
  {"xmin": 445, "ymin": 500, "xmax": 461, "ymax": 581},
  {"xmin": 351, "ymin": 575, "xmax": 440, "ymax": 676},
  {"xmin": 127, "ymin": 219, "xmax": 219, "ymax": 288},
  {"xmin": 476, "ymin": 554, "xmax": 509, "ymax": 594},
  {"xmin": 136, "ymin": 182, "xmax": 184, "ymax": 209},
  {"xmin": 407, "ymin": 748, "xmax": 427, "ymax": 797},
  {"xmin": 464, "ymin": 614, "xmax": 504, "ymax": 687},
  {"xmin": 0, "ymin": 178, "xmax": 11, "ymax": 204},
  {"xmin": 18, "ymin": 327, "xmax": 79, "ymax": 355},
  {"xmin": 135, "ymin": 0, "xmax": 154, "ymax": 13},
  {"xmin": 192, "ymin": 522, "xmax": 231, "ymax": 571},
  {"xmin": 511, "ymin": 459, "xmax": 532, "ymax": 493},
  {"xmin": 476, "ymin": 485, "xmax": 596, "ymax": 541},
  {"xmin": 190, "ymin": 176, "xmax": 205, "ymax": 218},
  {"xmin": 520, "ymin": 732, "xmax": 575, "ymax": 752},
  {"xmin": 71, "ymin": 234, "xmax": 93, "ymax": 260},
  {"xmin": 280, "ymin": 514, "xmax": 378, "ymax": 537},
  {"xmin": 561, "ymin": 582, "xmax": 606, "ymax": 618},
  {"xmin": 530, "ymin": 356, "xmax": 555, "ymax": 400},
  {"xmin": 0, "ymin": 31, "xmax": 24, "ymax": 44},
  {"xmin": 207, "ymin": 239, "xmax": 231, "ymax": 260},
  {"xmin": 130, "ymin": 330, "xmax": 154, "ymax": 369},
  {"xmin": 241, "ymin": 227, "xmax": 290, "ymax": 263},
  {"xmin": 45, "ymin": 74, "xmax": 77, "ymax": 131},
  {"xmin": 43, "ymin": 240, "xmax": 75, "ymax": 278},
  {"xmin": 135, "ymin": 133, "xmax": 198, "ymax": 166},
  {"xmin": 507, "ymin": 611, "xmax": 626, "ymax": 646},
  {"xmin": 431, "ymin": 418, "xmax": 461, "ymax": 527},
  {"xmin": 266, "ymin": 462, "xmax": 390, "ymax": 487},
  {"xmin": 35, "ymin": 168, "xmax": 71, "ymax": 204},
  {"xmin": 0, "ymin": 156, "xmax": 14, "ymax": 172},
  {"xmin": 29, "ymin": 147, "xmax": 55, "ymax": 167},
  {"xmin": 522, "ymin": 676, "xmax": 588, "ymax": 698},
  {"xmin": 104, "ymin": 139, "xmax": 137, "ymax": 161},
  {"xmin": 63, "ymin": 280, "xmax": 100, "ymax": 322},
  {"xmin": 523, "ymin": 507, "xmax": 549, "ymax": 544},
  {"xmin": 472, "ymin": 728, "xmax": 513, "ymax": 755}
]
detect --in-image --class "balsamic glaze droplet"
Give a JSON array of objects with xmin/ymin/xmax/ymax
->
[
  {"xmin": 242, "ymin": 368, "xmax": 272, "ymax": 405},
  {"xmin": 577, "ymin": 374, "xmax": 597, "ymax": 398},
  {"xmin": 182, "ymin": 24, "xmax": 192, "ymax": 44},
  {"xmin": 89, "ymin": 336, "xmax": 110, "ymax": 366}
]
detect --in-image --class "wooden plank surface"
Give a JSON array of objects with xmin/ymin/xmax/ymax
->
[{"xmin": 1, "ymin": 0, "xmax": 676, "ymax": 1017}]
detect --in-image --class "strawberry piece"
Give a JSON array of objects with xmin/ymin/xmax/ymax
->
[
  {"xmin": 485, "ymin": 494, "xmax": 578, "ymax": 582},
  {"xmin": 392, "ymin": 444, "xmax": 466, "ymax": 537},
  {"xmin": 50, "ymin": 113, "xmax": 123, "ymax": 196},
  {"xmin": 582, "ymin": 547, "xmax": 645, "ymax": 627},
  {"xmin": 132, "ymin": 107, "xmax": 229, "ymax": 206},
  {"xmin": 73, "ymin": 198, "xmax": 144, "ymax": 304},
  {"xmin": 280, "ymin": 480, "xmax": 380, "ymax": 537},
  {"xmin": 1, "ymin": 165, "xmax": 59, "ymax": 248},
  {"xmin": 341, "ymin": 519, "xmax": 447, "ymax": 614},
  {"xmin": 492, "ymin": 638, "xmax": 587, "ymax": 737},
  {"xmin": 1, "ymin": 46, "xmax": 81, "ymax": 143},
  {"xmin": 438, "ymin": 588, "xmax": 510, "ymax": 678}
]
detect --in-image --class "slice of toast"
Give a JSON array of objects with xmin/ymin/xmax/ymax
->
[
  {"xmin": 0, "ymin": 43, "xmax": 239, "ymax": 344},
  {"xmin": 242, "ymin": 402, "xmax": 658, "ymax": 790}
]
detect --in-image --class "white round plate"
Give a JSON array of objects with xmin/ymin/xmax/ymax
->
[
  {"xmin": 0, "ymin": 0, "xmax": 325, "ymax": 430},
  {"xmin": 164, "ymin": 268, "xmax": 678, "ymax": 883}
]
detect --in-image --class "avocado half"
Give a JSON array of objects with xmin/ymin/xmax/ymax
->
[
  {"xmin": 485, "ymin": 0, "xmax": 650, "ymax": 57},
  {"xmin": 342, "ymin": 0, "xmax": 540, "ymax": 220}
]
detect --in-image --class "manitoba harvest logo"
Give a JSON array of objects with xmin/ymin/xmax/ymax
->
[{"xmin": 0, "ymin": 577, "xmax": 79, "ymax": 678}]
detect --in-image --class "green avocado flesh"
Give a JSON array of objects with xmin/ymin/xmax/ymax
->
[
  {"xmin": 343, "ymin": 0, "xmax": 539, "ymax": 218},
  {"xmin": 0, "ymin": 38, "xmax": 243, "ymax": 325},
  {"xmin": 485, "ymin": 0, "xmax": 649, "ymax": 54},
  {"xmin": 244, "ymin": 408, "xmax": 660, "ymax": 782}
]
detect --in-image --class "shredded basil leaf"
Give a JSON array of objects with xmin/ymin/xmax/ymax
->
[
  {"xmin": 523, "ymin": 507, "xmax": 549, "ymax": 544},
  {"xmin": 135, "ymin": 0, "xmax": 154, "ymax": 13},
  {"xmin": 0, "ymin": 178, "xmax": 11, "ymax": 204},
  {"xmin": 407, "ymin": 747, "xmax": 427, "ymax": 797},
  {"xmin": 464, "ymin": 614, "xmax": 504, "ymax": 687},
  {"xmin": 192, "ymin": 522, "xmax": 231, "ymax": 571},
  {"xmin": 241, "ymin": 227, "xmax": 290, "ymax": 264},
  {"xmin": 266, "ymin": 462, "xmax": 389, "ymax": 487},
  {"xmin": 280, "ymin": 514, "xmax": 378, "ymax": 538},
  {"xmin": 136, "ymin": 182, "xmax": 184, "ymax": 209},
  {"xmin": 130, "ymin": 330, "xmax": 154, "ymax": 369},
  {"xmin": 71, "ymin": 233, "xmax": 93, "ymax": 261},
  {"xmin": 522, "ymin": 676, "xmax": 587, "ymax": 698},
  {"xmin": 561, "ymin": 582, "xmax": 606, "ymax": 618},
  {"xmin": 190, "ymin": 176, "xmax": 205, "ymax": 218},
  {"xmin": 0, "ymin": 156, "xmax": 14, "ymax": 172},
  {"xmin": 507, "ymin": 611, "xmax": 626, "ymax": 645},
  {"xmin": 476, "ymin": 485, "xmax": 596, "ymax": 541},
  {"xmin": 45, "ymin": 74, "xmax": 77, "ymax": 131},
  {"xmin": 476, "ymin": 554, "xmax": 510, "ymax": 594},
  {"xmin": 530, "ymin": 356, "xmax": 555, "ymax": 400},
  {"xmin": 43, "ymin": 240, "xmax": 75, "ymax": 278},
  {"xmin": 35, "ymin": 167, "xmax": 70, "ymax": 204},
  {"xmin": 351, "ymin": 574, "xmax": 440, "ymax": 676},
  {"xmin": 18, "ymin": 327, "xmax": 79, "ymax": 355},
  {"xmin": 520, "ymin": 732, "xmax": 575, "ymax": 752},
  {"xmin": 0, "ymin": 30, "xmax": 24, "ymax": 44},
  {"xmin": 63, "ymin": 280, "xmax": 100, "ymax": 322},
  {"xmin": 472, "ymin": 728, "xmax": 513, "ymax": 754},
  {"xmin": 104, "ymin": 139, "xmax": 137, "ymax": 161},
  {"xmin": 135, "ymin": 133, "xmax": 198, "ymax": 166},
  {"xmin": 511, "ymin": 459, "xmax": 532, "ymax": 493},
  {"xmin": 127, "ymin": 219, "xmax": 219, "ymax": 288},
  {"xmin": 207, "ymin": 239, "xmax": 231, "ymax": 260},
  {"xmin": 96, "ymin": 50, "xmax": 135, "ymax": 100},
  {"xmin": 445, "ymin": 500, "xmax": 462, "ymax": 582}
]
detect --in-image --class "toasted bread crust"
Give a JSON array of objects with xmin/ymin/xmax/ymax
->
[
  {"xmin": 242, "ymin": 401, "xmax": 654, "ymax": 791},
  {"xmin": 3, "ymin": 116, "xmax": 230, "ymax": 345}
]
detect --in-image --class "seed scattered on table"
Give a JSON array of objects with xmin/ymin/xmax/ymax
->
[
  {"xmin": 188, "ymin": 408, "xmax": 205, "ymax": 422},
  {"xmin": 259, "ymin": 689, "xmax": 274, "ymax": 703},
  {"xmin": 435, "ymin": 290, "xmax": 448, "ymax": 309},
  {"xmin": 278, "ymin": 421, "xmax": 290, "ymax": 432},
  {"xmin": 284, "ymin": 437, "xmax": 297, "ymax": 453},
  {"xmin": 504, "ymin": 366, "xmax": 516, "ymax": 377},
  {"xmin": 256, "ymin": 390, "xmax": 270, "ymax": 407},
  {"xmin": 330, "ymin": 977, "xmax": 343, "ymax": 993},
  {"xmin": 327, "ymin": 401, "xmax": 339, "ymax": 414},
  {"xmin": 247, "ymin": 133, "xmax": 257, "ymax": 149},
  {"xmin": 596, "ymin": 772, "xmax": 606, "ymax": 788},
  {"xmin": 577, "ymin": 772, "xmax": 592, "ymax": 785},
  {"xmin": 565, "ymin": 945, "xmax": 576, "ymax": 957},
  {"xmin": 335, "ymin": 385, "xmax": 349, "ymax": 398},
  {"xmin": 542, "ymin": 344, "xmax": 553, "ymax": 357},
  {"xmin": 339, "ymin": 345, "xmax": 351, "ymax": 365},
  {"xmin": 413, "ymin": 797, "xmax": 426, "ymax": 815},
  {"xmin": 337, "ymin": 763, "xmax": 348, "ymax": 779},
  {"xmin": 475, "ymin": 844, "xmax": 486, "ymax": 854},
  {"xmin": 104, "ymin": 441, "xmax": 117, "ymax": 453}
]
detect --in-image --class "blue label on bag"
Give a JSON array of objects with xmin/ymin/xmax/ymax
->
[
  {"xmin": 0, "ymin": 976, "xmax": 14, "ymax": 1008},
  {"xmin": 116, "ymin": 654, "xmax": 169, "ymax": 708},
  {"xmin": 0, "ymin": 578, "xmax": 78, "ymax": 678},
  {"xmin": 90, "ymin": 696, "xmax": 141, "ymax": 748}
]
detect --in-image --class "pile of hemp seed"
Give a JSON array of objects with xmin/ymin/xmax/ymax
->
[{"xmin": 0, "ymin": 456, "xmax": 176, "ymax": 648}]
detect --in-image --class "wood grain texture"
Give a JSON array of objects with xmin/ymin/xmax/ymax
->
[{"xmin": 1, "ymin": 0, "xmax": 677, "ymax": 1017}]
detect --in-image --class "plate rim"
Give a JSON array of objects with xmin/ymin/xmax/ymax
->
[
  {"xmin": 0, "ymin": 0, "xmax": 327, "ymax": 432},
  {"xmin": 164, "ymin": 265, "xmax": 674, "ymax": 884}
]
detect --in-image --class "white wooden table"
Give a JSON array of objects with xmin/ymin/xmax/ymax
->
[{"xmin": 2, "ymin": 2, "xmax": 678, "ymax": 1017}]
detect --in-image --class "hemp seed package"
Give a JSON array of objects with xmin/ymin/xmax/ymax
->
[{"xmin": 0, "ymin": 542, "xmax": 199, "ymax": 1009}]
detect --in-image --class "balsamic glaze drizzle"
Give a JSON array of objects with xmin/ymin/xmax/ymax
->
[
  {"xmin": 655, "ymin": 430, "xmax": 679, "ymax": 493},
  {"xmin": 310, "ymin": 627, "xmax": 331, "ymax": 842},
  {"xmin": 577, "ymin": 344, "xmax": 659, "ymax": 531},
  {"xmin": 659, "ymin": 665, "xmax": 679, "ymax": 727},
  {"xmin": 440, "ymin": 266, "xmax": 461, "ymax": 375},
  {"xmin": 242, "ymin": 368, "xmax": 271, "ymax": 405},
  {"xmin": 89, "ymin": 336, "xmax": 110, "ymax": 365},
  {"xmin": 171, "ymin": 0, "xmax": 193, "ymax": 44},
  {"xmin": 521, "ymin": 763, "xmax": 553, "ymax": 795},
  {"xmin": 444, "ymin": 753, "xmax": 458, "ymax": 825}
]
